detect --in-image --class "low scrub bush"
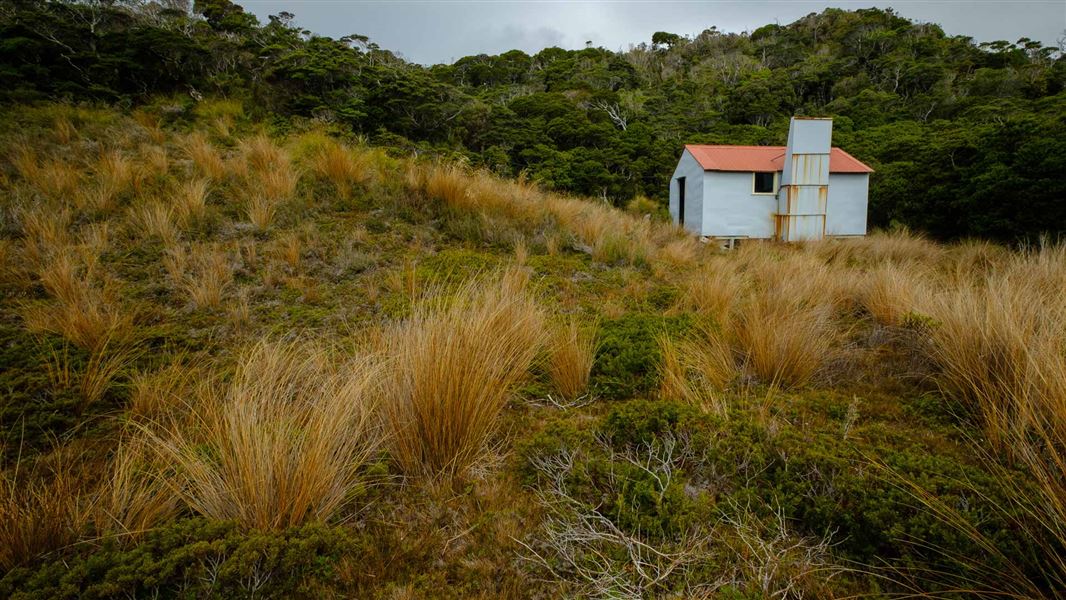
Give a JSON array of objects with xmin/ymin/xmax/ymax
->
[
  {"xmin": 0, "ymin": 518, "xmax": 354, "ymax": 599},
  {"xmin": 591, "ymin": 313, "xmax": 691, "ymax": 400}
]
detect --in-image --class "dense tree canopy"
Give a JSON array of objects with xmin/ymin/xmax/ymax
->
[{"xmin": 2, "ymin": 0, "xmax": 1063, "ymax": 241}]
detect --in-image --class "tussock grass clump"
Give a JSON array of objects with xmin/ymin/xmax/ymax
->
[
  {"xmin": 0, "ymin": 460, "xmax": 91, "ymax": 570},
  {"xmin": 95, "ymin": 149, "xmax": 137, "ymax": 199},
  {"xmin": 860, "ymin": 263, "xmax": 931, "ymax": 326},
  {"xmin": 245, "ymin": 194, "xmax": 279, "ymax": 230},
  {"xmin": 130, "ymin": 201, "xmax": 178, "ymax": 244},
  {"xmin": 182, "ymin": 132, "xmax": 226, "ymax": 181},
  {"xmin": 381, "ymin": 269, "xmax": 547, "ymax": 482},
  {"xmin": 678, "ymin": 260, "xmax": 744, "ymax": 324},
  {"xmin": 308, "ymin": 141, "xmax": 375, "ymax": 199},
  {"xmin": 94, "ymin": 438, "xmax": 178, "ymax": 542},
  {"xmin": 906, "ymin": 244, "xmax": 1066, "ymax": 595},
  {"xmin": 173, "ymin": 177, "xmax": 210, "ymax": 227},
  {"xmin": 926, "ymin": 260, "xmax": 1066, "ymax": 450},
  {"xmin": 25, "ymin": 252, "xmax": 133, "ymax": 353},
  {"xmin": 20, "ymin": 204, "xmax": 73, "ymax": 268},
  {"xmin": 658, "ymin": 324, "xmax": 735, "ymax": 414},
  {"xmin": 147, "ymin": 341, "xmax": 382, "ymax": 530},
  {"xmin": 547, "ymin": 318, "xmax": 597, "ymax": 402},
  {"xmin": 423, "ymin": 163, "xmax": 471, "ymax": 209},
  {"xmin": 164, "ymin": 243, "xmax": 234, "ymax": 309},
  {"xmin": 733, "ymin": 291, "xmax": 836, "ymax": 389}
]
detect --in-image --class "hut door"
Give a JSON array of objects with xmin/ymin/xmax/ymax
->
[{"xmin": 677, "ymin": 177, "xmax": 686, "ymax": 226}]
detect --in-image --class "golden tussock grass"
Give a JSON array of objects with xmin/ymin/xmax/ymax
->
[
  {"xmin": 16, "ymin": 153, "xmax": 81, "ymax": 200},
  {"xmin": 274, "ymin": 230, "xmax": 304, "ymax": 272},
  {"xmin": 182, "ymin": 132, "xmax": 226, "ymax": 181},
  {"xmin": 25, "ymin": 251, "xmax": 134, "ymax": 355},
  {"xmin": 173, "ymin": 177, "xmax": 210, "ymax": 227},
  {"xmin": 144, "ymin": 340, "xmax": 382, "ymax": 530},
  {"xmin": 129, "ymin": 359, "xmax": 201, "ymax": 420},
  {"xmin": 139, "ymin": 145, "xmax": 169, "ymax": 178},
  {"xmin": 239, "ymin": 135, "xmax": 286, "ymax": 173},
  {"xmin": 812, "ymin": 228, "xmax": 943, "ymax": 268},
  {"xmin": 20, "ymin": 205, "xmax": 72, "ymax": 268},
  {"xmin": 164, "ymin": 243, "xmax": 234, "ymax": 309},
  {"xmin": 53, "ymin": 115, "xmax": 77, "ymax": 144},
  {"xmin": 94, "ymin": 438, "xmax": 179, "ymax": 542},
  {"xmin": 658, "ymin": 324, "xmax": 735, "ymax": 414},
  {"xmin": 79, "ymin": 222, "xmax": 111, "ymax": 255},
  {"xmin": 733, "ymin": 290, "xmax": 837, "ymax": 389},
  {"xmin": 0, "ymin": 459, "xmax": 91, "ymax": 570},
  {"xmin": 547, "ymin": 318, "xmax": 597, "ymax": 402},
  {"xmin": 129, "ymin": 201, "xmax": 178, "ymax": 244},
  {"xmin": 904, "ymin": 244, "xmax": 1066, "ymax": 595},
  {"xmin": 678, "ymin": 260, "xmax": 745, "ymax": 325},
  {"xmin": 95, "ymin": 149, "xmax": 137, "ymax": 199},
  {"xmin": 925, "ymin": 254, "xmax": 1066, "ymax": 451},
  {"xmin": 245, "ymin": 195, "xmax": 280, "ymax": 230},
  {"xmin": 238, "ymin": 135, "xmax": 298, "ymax": 204},
  {"xmin": 859, "ymin": 263, "xmax": 931, "ymax": 326},
  {"xmin": 380, "ymin": 269, "xmax": 546, "ymax": 482},
  {"xmin": 309, "ymin": 141, "xmax": 375, "ymax": 198},
  {"xmin": 423, "ymin": 163, "xmax": 471, "ymax": 209}
]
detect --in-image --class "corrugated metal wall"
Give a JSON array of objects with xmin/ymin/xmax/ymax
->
[{"xmin": 776, "ymin": 118, "xmax": 832, "ymax": 242}]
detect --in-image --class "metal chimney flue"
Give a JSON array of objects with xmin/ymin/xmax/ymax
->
[{"xmin": 776, "ymin": 117, "xmax": 832, "ymax": 242}]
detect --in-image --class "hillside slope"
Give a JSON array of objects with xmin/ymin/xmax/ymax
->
[{"xmin": 0, "ymin": 103, "xmax": 1064, "ymax": 598}]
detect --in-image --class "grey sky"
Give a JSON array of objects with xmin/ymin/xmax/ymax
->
[{"xmin": 239, "ymin": 1, "xmax": 1066, "ymax": 65}]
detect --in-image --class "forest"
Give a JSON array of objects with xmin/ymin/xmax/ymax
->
[{"xmin": 2, "ymin": 0, "xmax": 1064, "ymax": 241}]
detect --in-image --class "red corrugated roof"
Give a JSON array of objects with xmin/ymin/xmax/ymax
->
[{"xmin": 684, "ymin": 144, "xmax": 874, "ymax": 173}]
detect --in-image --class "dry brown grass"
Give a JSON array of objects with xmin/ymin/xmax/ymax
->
[
  {"xmin": 24, "ymin": 251, "xmax": 134, "ymax": 354},
  {"xmin": 547, "ymin": 318, "xmax": 597, "ymax": 402},
  {"xmin": 53, "ymin": 115, "xmax": 77, "ymax": 144},
  {"xmin": 275, "ymin": 230, "xmax": 304, "ymax": 272},
  {"xmin": 246, "ymin": 194, "xmax": 279, "ymax": 230},
  {"xmin": 20, "ymin": 204, "xmax": 72, "ymax": 268},
  {"xmin": 164, "ymin": 243, "xmax": 234, "ymax": 309},
  {"xmin": 145, "ymin": 340, "xmax": 382, "ymax": 530},
  {"xmin": 182, "ymin": 132, "xmax": 226, "ymax": 181},
  {"xmin": 733, "ymin": 290, "xmax": 836, "ymax": 389},
  {"xmin": 423, "ymin": 163, "xmax": 471, "ymax": 209},
  {"xmin": 130, "ymin": 201, "xmax": 178, "ymax": 244},
  {"xmin": 381, "ymin": 269, "xmax": 546, "ymax": 482},
  {"xmin": 860, "ymin": 263, "xmax": 931, "ymax": 326},
  {"xmin": 659, "ymin": 324, "xmax": 735, "ymax": 414},
  {"xmin": 94, "ymin": 438, "xmax": 179, "ymax": 542},
  {"xmin": 925, "ymin": 248, "xmax": 1066, "ymax": 450},
  {"xmin": 0, "ymin": 459, "xmax": 91, "ymax": 570},
  {"xmin": 310, "ymin": 141, "xmax": 374, "ymax": 199},
  {"xmin": 95, "ymin": 149, "xmax": 137, "ymax": 199},
  {"xmin": 129, "ymin": 360, "xmax": 200, "ymax": 420},
  {"xmin": 173, "ymin": 177, "xmax": 210, "ymax": 227},
  {"xmin": 678, "ymin": 260, "xmax": 745, "ymax": 325}
]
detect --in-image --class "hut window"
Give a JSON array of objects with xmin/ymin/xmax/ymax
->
[{"xmin": 753, "ymin": 172, "xmax": 776, "ymax": 194}]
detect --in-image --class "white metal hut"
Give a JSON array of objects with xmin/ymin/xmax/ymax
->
[{"xmin": 669, "ymin": 117, "xmax": 873, "ymax": 243}]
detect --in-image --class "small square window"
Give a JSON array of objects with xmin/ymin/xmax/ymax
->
[{"xmin": 753, "ymin": 172, "xmax": 775, "ymax": 194}]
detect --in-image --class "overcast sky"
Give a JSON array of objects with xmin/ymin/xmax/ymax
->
[{"xmin": 239, "ymin": 1, "xmax": 1066, "ymax": 66}]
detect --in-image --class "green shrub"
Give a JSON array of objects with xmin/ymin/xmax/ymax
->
[
  {"xmin": 0, "ymin": 519, "xmax": 355, "ymax": 599},
  {"xmin": 591, "ymin": 313, "xmax": 691, "ymax": 400},
  {"xmin": 600, "ymin": 398, "xmax": 707, "ymax": 447}
]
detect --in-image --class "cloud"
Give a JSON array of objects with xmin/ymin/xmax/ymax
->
[{"xmin": 241, "ymin": 1, "xmax": 1066, "ymax": 66}]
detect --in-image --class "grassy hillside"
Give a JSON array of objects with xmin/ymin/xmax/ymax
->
[{"xmin": 0, "ymin": 102, "xmax": 1064, "ymax": 598}]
